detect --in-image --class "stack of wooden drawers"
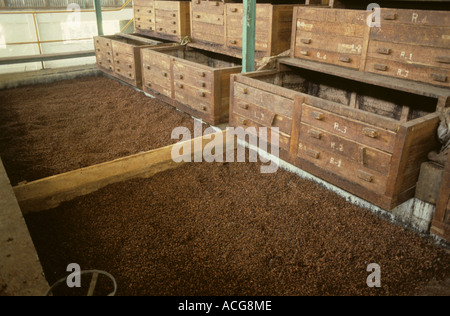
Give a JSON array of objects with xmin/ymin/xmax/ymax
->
[
  {"xmin": 134, "ymin": 0, "xmax": 191, "ymax": 41},
  {"xmin": 141, "ymin": 45, "xmax": 242, "ymax": 125},
  {"xmin": 94, "ymin": 34, "xmax": 168, "ymax": 89},
  {"xmin": 291, "ymin": 6, "xmax": 450, "ymax": 87},
  {"xmin": 189, "ymin": 0, "xmax": 295, "ymax": 59}
]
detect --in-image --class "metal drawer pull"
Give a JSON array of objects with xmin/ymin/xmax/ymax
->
[
  {"xmin": 358, "ymin": 170, "xmax": 374, "ymax": 183},
  {"xmin": 339, "ymin": 56, "xmax": 351, "ymax": 63},
  {"xmin": 239, "ymin": 103, "xmax": 249, "ymax": 110},
  {"xmin": 176, "ymin": 83, "xmax": 183, "ymax": 88},
  {"xmin": 374, "ymin": 64, "xmax": 388, "ymax": 71},
  {"xmin": 311, "ymin": 111, "xmax": 324, "ymax": 120},
  {"xmin": 198, "ymin": 91, "xmax": 206, "ymax": 97},
  {"xmin": 363, "ymin": 128, "xmax": 379, "ymax": 138},
  {"xmin": 300, "ymin": 50, "xmax": 309, "ymax": 56},
  {"xmin": 301, "ymin": 38, "xmax": 311, "ymax": 44},
  {"xmin": 176, "ymin": 74, "xmax": 183, "ymax": 79},
  {"xmin": 307, "ymin": 129, "xmax": 322, "ymax": 139},
  {"xmin": 306, "ymin": 149, "xmax": 320, "ymax": 159},
  {"xmin": 239, "ymin": 118, "xmax": 247, "ymax": 125},
  {"xmin": 376, "ymin": 47, "xmax": 391, "ymax": 55},
  {"xmin": 383, "ymin": 13, "xmax": 397, "ymax": 20},
  {"xmin": 436, "ymin": 56, "xmax": 450, "ymax": 64},
  {"xmin": 431, "ymin": 73, "xmax": 447, "ymax": 83}
]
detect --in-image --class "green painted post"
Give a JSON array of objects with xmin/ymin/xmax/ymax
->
[
  {"xmin": 242, "ymin": 0, "xmax": 256, "ymax": 73},
  {"xmin": 94, "ymin": 0, "xmax": 104, "ymax": 36}
]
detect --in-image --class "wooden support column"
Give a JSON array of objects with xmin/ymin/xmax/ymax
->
[{"xmin": 242, "ymin": 0, "xmax": 256, "ymax": 73}]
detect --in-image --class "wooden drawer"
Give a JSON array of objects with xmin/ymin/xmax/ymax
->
[
  {"xmin": 301, "ymin": 101, "xmax": 397, "ymax": 153},
  {"xmin": 367, "ymin": 41, "xmax": 450, "ymax": 70},
  {"xmin": 366, "ymin": 57, "xmax": 450, "ymax": 88},
  {"xmin": 154, "ymin": 0, "xmax": 179, "ymax": 11},
  {"xmin": 134, "ymin": 6, "xmax": 155, "ymax": 17},
  {"xmin": 230, "ymin": 113, "xmax": 291, "ymax": 152},
  {"xmin": 111, "ymin": 41, "xmax": 135, "ymax": 56},
  {"xmin": 233, "ymin": 97, "xmax": 292, "ymax": 136},
  {"xmin": 94, "ymin": 36, "xmax": 112, "ymax": 50},
  {"xmin": 294, "ymin": 47, "xmax": 362, "ymax": 70},
  {"xmin": 379, "ymin": 8, "xmax": 450, "ymax": 27},
  {"xmin": 191, "ymin": 0, "xmax": 224, "ymax": 15},
  {"xmin": 174, "ymin": 81, "xmax": 212, "ymax": 114},
  {"xmin": 299, "ymin": 123, "xmax": 392, "ymax": 175},
  {"xmin": 297, "ymin": 141, "xmax": 388, "ymax": 195},
  {"xmin": 133, "ymin": 0, "xmax": 153, "ymax": 7},
  {"xmin": 173, "ymin": 61, "xmax": 213, "ymax": 91}
]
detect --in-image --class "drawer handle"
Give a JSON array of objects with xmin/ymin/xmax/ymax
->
[
  {"xmin": 107, "ymin": 52, "xmax": 111, "ymax": 55},
  {"xmin": 358, "ymin": 170, "xmax": 374, "ymax": 183},
  {"xmin": 116, "ymin": 69, "xmax": 120, "ymax": 72},
  {"xmin": 128, "ymin": 73, "xmax": 132, "ymax": 78},
  {"xmin": 147, "ymin": 10, "xmax": 152, "ymax": 13},
  {"xmin": 239, "ymin": 118, "xmax": 247, "ymax": 125},
  {"xmin": 300, "ymin": 50, "xmax": 309, "ymax": 56},
  {"xmin": 200, "ymin": 82, "xmax": 206, "ymax": 88},
  {"xmin": 374, "ymin": 64, "xmax": 388, "ymax": 71},
  {"xmin": 311, "ymin": 111, "xmax": 324, "ymax": 120},
  {"xmin": 196, "ymin": 14, "xmax": 201, "ymax": 18},
  {"xmin": 339, "ymin": 56, "xmax": 351, "ymax": 63},
  {"xmin": 198, "ymin": 91, "xmax": 206, "ymax": 98},
  {"xmin": 148, "ymin": 19, "xmax": 152, "ymax": 22},
  {"xmin": 242, "ymin": 88, "xmax": 248, "ymax": 94},
  {"xmin": 376, "ymin": 47, "xmax": 391, "ymax": 55},
  {"xmin": 383, "ymin": 13, "xmax": 397, "ymax": 20},
  {"xmin": 98, "ymin": 61, "xmax": 102, "ymax": 65},
  {"xmin": 231, "ymin": 8, "xmax": 238, "ymax": 12},
  {"xmin": 159, "ymin": 28, "xmax": 163, "ymax": 31},
  {"xmin": 176, "ymin": 74, "xmax": 183, "ymax": 79},
  {"xmin": 239, "ymin": 103, "xmax": 249, "ymax": 110},
  {"xmin": 128, "ymin": 65, "xmax": 132, "ymax": 69},
  {"xmin": 229, "ymin": 40, "xmax": 237, "ymax": 45},
  {"xmin": 307, "ymin": 129, "xmax": 322, "ymax": 139},
  {"xmin": 436, "ymin": 56, "xmax": 450, "ymax": 64},
  {"xmin": 431, "ymin": 73, "xmax": 447, "ymax": 83},
  {"xmin": 301, "ymin": 38, "xmax": 311, "ymax": 44},
  {"xmin": 96, "ymin": 48, "xmax": 100, "ymax": 52},
  {"xmin": 362, "ymin": 128, "xmax": 379, "ymax": 138},
  {"xmin": 115, "ymin": 53, "xmax": 119, "ymax": 56},
  {"xmin": 198, "ymin": 71, "xmax": 206, "ymax": 77},
  {"xmin": 202, "ymin": 106, "xmax": 207, "ymax": 111},
  {"xmin": 137, "ymin": 25, "xmax": 141, "ymax": 28},
  {"xmin": 172, "ymin": 21, "xmax": 176, "ymax": 25},
  {"xmin": 172, "ymin": 13, "xmax": 176, "ymax": 17},
  {"xmin": 306, "ymin": 149, "xmax": 320, "ymax": 159},
  {"xmin": 146, "ymin": 65, "xmax": 151, "ymax": 70},
  {"xmin": 176, "ymin": 83, "xmax": 184, "ymax": 88},
  {"xmin": 136, "ymin": 17, "xmax": 141, "ymax": 21},
  {"xmin": 163, "ymin": 72, "xmax": 168, "ymax": 77},
  {"xmin": 147, "ymin": 82, "xmax": 152, "ymax": 87}
]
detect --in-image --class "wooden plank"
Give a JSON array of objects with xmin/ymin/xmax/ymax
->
[{"xmin": 14, "ymin": 131, "xmax": 231, "ymax": 214}]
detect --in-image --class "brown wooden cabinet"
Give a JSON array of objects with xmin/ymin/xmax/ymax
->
[
  {"xmin": 230, "ymin": 58, "xmax": 450, "ymax": 210},
  {"xmin": 431, "ymin": 155, "xmax": 450, "ymax": 241},
  {"xmin": 292, "ymin": 7, "xmax": 450, "ymax": 88},
  {"xmin": 141, "ymin": 45, "xmax": 241, "ymax": 125},
  {"xmin": 94, "ymin": 34, "xmax": 168, "ymax": 89},
  {"xmin": 134, "ymin": 0, "xmax": 191, "ymax": 41},
  {"xmin": 190, "ymin": 1, "xmax": 294, "ymax": 59}
]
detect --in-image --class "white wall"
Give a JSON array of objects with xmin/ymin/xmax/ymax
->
[{"xmin": 0, "ymin": 8, "xmax": 133, "ymax": 74}]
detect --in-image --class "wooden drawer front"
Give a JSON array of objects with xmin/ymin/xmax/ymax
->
[
  {"xmin": 156, "ymin": 25, "xmax": 179, "ymax": 36},
  {"xmin": 370, "ymin": 24, "xmax": 450, "ymax": 49},
  {"xmin": 226, "ymin": 37, "xmax": 269, "ymax": 52},
  {"xmin": 295, "ymin": 7, "xmax": 369, "ymax": 25},
  {"xmin": 301, "ymin": 103, "xmax": 397, "ymax": 153},
  {"xmin": 192, "ymin": 0, "xmax": 224, "ymax": 15},
  {"xmin": 142, "ymin": 62, "xmax": 171, "ymax": 86},
  {"xmin": 226, "ymin": 4, "xmax": 271, "ymax": 18},
  {"xmin": 366, "ymin": 57, "xmax": 450, "ymax": 88},
  {"xmin": 233, "ymin": 98, "xmax": 292, "ymax": 136},
  {"xmin": 296, "ymin": 19, "xmax": 366, "ymax": 39},
  {"xmin": 114, "ymin": 54, "xmax": 135, "ymax": 74},
  {"xmin": 136, "ymin": 21, "xmax": 155, "ymax": 33},
  {"xmin": 94, "ymin": 36, "xmax": 112, "ymax": 50},
  {"xmin": 154, "ymin": 0, "xmax": 178, "ymax": 11},
  {"xmin": 115, "ymin": 65, "xmax": 136, "ymax": 80},
  {"xmin": 297, "ymin": 141, "xmax": 388, "ymax": 195},
  {"xmin": 174, "ymin": 82, "xmax": 212, "ymax": 114},
  {"xmin": 192, "ymin": 12, "xmax": 224, "ymax": 26},
  {"xmin": 379, "ymin": 8, "xmax": 450, "ymax": 27},
  {"xmin": 142, "ymin": 49, "xmax": 171, "ymax": 71},
  {"xmin": 293, "ymin": 47, "xmax": 362, "ymax": 70},
  {"xmin": 133, "ymin": 0, "xmax": 153, "ymax": 7},
  {"xmin": 135, "ymin": 6, "xmax": 155, "ymax": 18},
  {"xmin": 96, "ymin": 56, "xmax": 114, "ymax": 73},
  {"xmin": 367, "ymin": 41, "xmax": 450, "ymax": 70},
  {"xmin": 192, "ymin": 24, "xmax": 224, "ymax": 45},
  {"xmin": 111, "ymin": 41, "xmax": 134, "ymax": 56},
  {"xmin": 172, "ymin": 61, "xmax": 213, "ymax": 91},
  {"xmin": 233, "ymin": 83, "xmax": 293, "ymax": 119},
  {"xmin": 296, "ymin": 32, "xmax": 365, "ymax": 56},
  {"xmin": 299, "ymin": 123, "xmax": 392, "ymax": 175},
  {"xmin": 230, "ymin": 114, "xmax": 291, "ymax": 152}
]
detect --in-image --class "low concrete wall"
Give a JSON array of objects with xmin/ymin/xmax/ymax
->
[{"xmin": 0, "ymin": 159, "xmax": 49, "ymax": 296}]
